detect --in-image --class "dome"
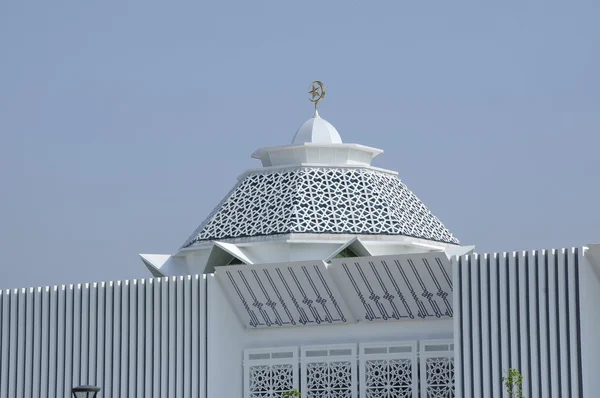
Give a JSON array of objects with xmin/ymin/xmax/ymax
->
[
  {"xmin": 181, "ymin": 167, "xmax": 460, "ymax": 248},
  {"xmin": 291, "ymin": 110, "xmax": 342, "ymax": 144}
]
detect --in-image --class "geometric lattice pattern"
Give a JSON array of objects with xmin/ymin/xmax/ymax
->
[
  {"xmin": 305, "ymin": 362, "xmax": 353, "ymax": 397},
  {"xmin": 424, "ymin": 358, "xmax": 454, "ymax": 398},
  {"xmin": 301, "ymin": 344, "xmax": 357, "ymax": 398},
  {"xmin": 243, "ymin": 342, "xmax": 454, "ymax": 398},
  {"xmin": 419, "ymin": 341, "xmax": 455, "ymax": 398},
  {"xmin": 359, "ymin": 342, "xmax": 418, "ymax": 398},
  {"xmin": 248, "ymin": 364, "xmax": 295, "ymax": 398},
  {"xmin": 364, "ymin": 359, "xmax": 414, "ymax": 398},
  {"xmin": 244, "ymin": 347, "xmax": 298, "ymax": 398},
  {"xmin": 182, "ymin": 167, "xmax": 459, "ymax": 248}
]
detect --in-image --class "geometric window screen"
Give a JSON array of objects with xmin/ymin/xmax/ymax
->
[
  {"xmin": 359, "ymin": 342, "xmax": 418, "ymax": 398},
  {"xmin": 419, "ymin": 340, "xmax": 455, "ymax": 398},
  {"xmin": 301, "ymin": 344, "xmax": 358, "ymax": 398},
  {"xmin": 244, "ymin": 347, "xmax": 299, "ymax": 398},
  {"xmin": 244, "ymin": 341, "xmax": 454, "ymax": 398}
]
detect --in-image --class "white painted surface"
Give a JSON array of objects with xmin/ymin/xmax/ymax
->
[
  {"xmin": 419, "ymin": 340, "xmax": 454, "ymax": 398},
  {"xmin": 292, "ymin": 110, "xmax": 342, "ymax": 145},
  {"xmin": 0, "ymin": 276, "xmax": 207, "ymax": 398},
  {"xmin": 580, "ymin": 245, "xmax": 600, "ymax": 397},
  {"xmin": 0, "ymin": 247, "xmax": 598, "ymax": 397},
  {"xmin": 242, "ymin": 340, "xmax": 453, "ymax": 398},
  {"xmin": 453, "ymin": 249, "xmax": 587, "ymax": 398},
  {"xmin": 244, "ymin": 318, "xmax": 453, "ymax": 349},
  {"xmin": 216, "ymin": 260, "xmax": 353, "ymax": 328},
  {"xmin": 206, "ymin": 275, "xmax": 245, "ymax": 398},
  {"xmin": 359, "ymin": 341, "xmax": 418, "ymax": 398}
]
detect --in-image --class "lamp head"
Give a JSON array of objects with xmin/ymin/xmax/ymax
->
[{"xmin": 72, "ymin": 385, "xmax": 101, "ymax": 398}]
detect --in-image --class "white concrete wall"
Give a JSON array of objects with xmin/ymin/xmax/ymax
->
[
  {"xmin": 580, "ymin": 245, "xmax": 600, "ymax": 397},
  {"xmin": 0, "ymin": 275, "xmax": 208, "ymax": 398},
  {"xmin": 453, "ymin": 248, "xmax": 586, "ymax": 398},
  {"xmin": 206, "ymin": 275, "xmax": 245, "ymax": 398},
  {"xmin": 1, "ymin": 246, "xmax": 597, "ymax": 398},
  {"xmin": 244, "ymin": 319, "xmax": 453, "ymax": 349}
]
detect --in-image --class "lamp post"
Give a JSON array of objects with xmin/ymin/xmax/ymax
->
[{"xmin": 71, "ymin": 385, "xmax": 101, "ymax": 398}]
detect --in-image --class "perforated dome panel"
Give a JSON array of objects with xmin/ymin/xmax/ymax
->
[{"xmin": 181, "ymin": 167, "xmax": 459, "ymax": 248}]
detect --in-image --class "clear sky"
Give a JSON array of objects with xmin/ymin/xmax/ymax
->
[{"xmin": 1, "ymin": 1, "xmax": 599, "ymax": 290}]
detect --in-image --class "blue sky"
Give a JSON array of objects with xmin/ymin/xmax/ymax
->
[{"xmin": 1, "ymin": 1, "xmax": 599, "ymax": 289}]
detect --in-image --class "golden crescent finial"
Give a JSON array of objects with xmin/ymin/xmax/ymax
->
[{"xmin": 308, "ymin": 81, "xmax": 326, "ymax": 110}]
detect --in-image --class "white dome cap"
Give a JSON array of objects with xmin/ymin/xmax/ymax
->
[{"xmin": 291, "ymin": 110, "xmax": 342, "ymax": 144}]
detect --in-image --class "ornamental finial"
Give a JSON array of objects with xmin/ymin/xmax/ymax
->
[{"xmin": 308, "ymin": 81, "xmax": 326, "ymax": 112}]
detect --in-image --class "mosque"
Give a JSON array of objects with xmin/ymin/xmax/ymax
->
[{"xmin": 0, "ymin": 82, "xmax": 598, "ymax": 398}]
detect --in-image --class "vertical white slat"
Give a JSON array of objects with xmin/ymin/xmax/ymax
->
[
  {"xmin": 452, "ymin": 256, "xmax": 463, "ymax": 398},
  {"xmin": 568, "ymin": 248, "xmax": 581, "ymax": 398},
  {"xmin": 31, "ymin": 288, "xmax": 42, "ymax": 398},
  {"xmin": 0, "ymin": 290, "xmax": 5, "ymax": 398},
  {"xmin": 160, "ymin": 278, "xmax": 169, "ymax": 398},
  {"xmin": 113, "ymin": 280, "xmax": 123, "ymax": 398},
  {"xmin": 64, "ymin": 285, "xmax": 75, "ymax": 396},
  {"xmin": 87, "ymin": 283, "xmax": 97, "ymax": 385},
  {"xmin": 72, "ymin": 284, "xmax": 81, "ymax": 391},
  {"xmin": 7, "ymin": 290, "xmax": 18, "ymax": 398},
  {"xmin": 119, "ymin": 280, "xmax": 130, "ymax": 397},
  {"xmin": 47, "ymin": 287, "xmax": 59, "ymax": 398},
  {"xmin": 37, "ymin": 288, "xmax": 50, "ymax": 398},
  {"xmin": 0, "ymin": 290, "xmax": 2, "ymax": 392},
  {"xmin": 177, "ymin": 276, "xmax": 185, "ymax": 398},
  {"xmin": 96, "ymin": 282, "xmax": 106, "ymax": 392},
  {"xmin": 58, "ymin": 286, "xmax": 69, "ymax": 398},
  {"xmin": 508, "ymin": 252, "xmax": 520, "ymax": 371},
  {"xmin": 128, "ymin": 279, "xmax": 138, "ymax": 398},
  {"xmin": 153, "ymin": 278, "xmax": 162, "ymax": 398},
  {"xmin": 206, "ymin": 276, "xmax": 214, "ymax": 398},
  {"xmin": 169, "ymin": 276, "xmax": 177, "ymax": 398},
  {"xmin": 146, "ymin": 278, "xmax": 155, "ymax": 398},
  {"xmin": 527, "ymin": 251, "xmax": 541, "ymax": 398},
  {"xmin": 38, "ymin": 286, "xmax": 50, "ymax": 398},
  {"xmin": 137, "ymin": 279, "xmax": 146, "ymax": 397},
  {"xmin": 104, "ymin": 281, "xmax": 114, "ymax": 397},
  {"xmin": 557, "ymin": 249, "xmax": 570, "ymax": 398},
  {"xmin": 80, "ymin": 284, "xmax": 90, "ymax": 384},
  {"xmin": 16, "ymin": 289, "xmax": 27, "ymax": 398},
  {"xmin": 460, "ymin": 255, "xmax": 472, "ymax": 398},
  {"xmin": 42, "ymin": 287, "xmax": 51, "ymax": 398},
  {"xmin": 489, "ymin": 254, "xmax": 502, "ymax": 398},
  {"xmin": 499, "ymin": 253, "xmax": 510, "ymax": 386},
  {"xmin": 517, "ymin": 252, "xmax": 531, "ymax": 398},
  {"xmin": 72, "ymin": 284, "xmax": 82, "ymax": 387},
  {"xmin": 547, "ymin": 250, "xmax": 560, "ymax": 396},
  {"xmin": 191, "ymin": 275, "xmax": 200, "ymax": 398},
  {"xmin": 538, "ymin": 251, "xmax": 550, "ymax": 398},
  {"xmin": 0, "ymin": 289, "xmax": 10, "ymax": 397},
  {"xmin": 23, "ymin": 288, "xmax": 34, "ymax": 398},
  {"xmin": 200, "ymin": 275, "xmax": 207, "ymax": 398},
  {"xmin": 470, "ymin": 254, "xmax": 482, "ymax": 398},
  {"xmin": 175, "ymin": 276, "xmax": 185, "ymax": 398},
  {"xmin": 480, "ymin": 254, "xmax": 492, "ymax": 398},
  {"xmin": 183, "ymin": 276, "xmax": 192, "ymax": 398},
  {"xmin": 120, "ymin": 280, "xmax": 130, "ymax": 398}
]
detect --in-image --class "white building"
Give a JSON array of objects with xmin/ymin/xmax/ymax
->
[{"xmin": 0, "ymin": 83, "xmax": 598, "ymax": 398}]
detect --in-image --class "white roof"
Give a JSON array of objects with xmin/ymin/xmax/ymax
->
[
  {"xmin": 291, "ymin": 110, "xmax": 342, "ymax": 144},
  {"xmin": 180, "ymin": 106, "xmax": 459, "ymax": 249},
  {"xmin": 181, "ymin": 167, "xmax": 459, "ymax": 248}
]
